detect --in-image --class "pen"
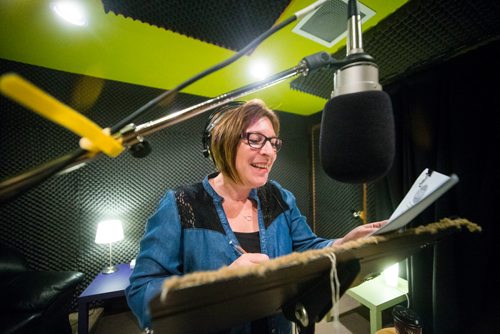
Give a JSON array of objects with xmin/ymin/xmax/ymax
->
[{"xmin": 229, "ymin": 240, "xmax": 247, "ymax": 256}]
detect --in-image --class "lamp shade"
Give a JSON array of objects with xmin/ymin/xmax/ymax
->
[
  {"xmin": 95, "ymin": 219, "xmax": 124, "ymax": 244},
  {"xmin": 382, "ymin": 262, "xmax": 399, "ymax": 287}
]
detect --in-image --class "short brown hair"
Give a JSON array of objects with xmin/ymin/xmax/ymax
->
[{"xmin": 210, "ymin": 99, "xmax": 280, "ymax": 184}]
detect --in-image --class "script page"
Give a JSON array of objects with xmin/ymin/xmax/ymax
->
[{"xmin": 372, "ymin": 168, "xmax": 459, "ymax": 236}]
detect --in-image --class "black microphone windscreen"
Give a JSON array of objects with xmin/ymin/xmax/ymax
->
[{"xmin": 319, "ymin": 90, "xmax": 395, "ymax": 184}]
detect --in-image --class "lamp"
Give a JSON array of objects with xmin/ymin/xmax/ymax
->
[
  {"xmin": 95, "ymin": 219, "xmax": 124, "ymax": 274},
  {"xmin": 382, "ymin": 263, "xmax": 400, "ymax": 287}
]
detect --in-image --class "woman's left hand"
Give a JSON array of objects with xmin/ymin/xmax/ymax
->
[{"xmin": 333, "ymin": 220, "xmax": 388, "ymax": 246}]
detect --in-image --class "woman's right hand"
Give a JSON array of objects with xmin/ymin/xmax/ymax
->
[{"xmin": 229, "ymin": 253, "xmax": 270, "ymax": 268}]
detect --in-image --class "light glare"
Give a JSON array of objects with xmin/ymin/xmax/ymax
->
[
  {"xmin": 382, "ymin": 263, "xmax": 399, "ymax": 287},
  {"xmin": 249, "ymin": 59, "xmax": 271, "ymax": 80},
  {"xmin": 52, "ymin": 1, "xmax": 88, "ymax": 26}
]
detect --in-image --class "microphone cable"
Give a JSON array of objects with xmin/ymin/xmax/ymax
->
[
  {"xmin": 110, "ymin": 0, "xmax": 329, "ymax": 133},
  {"xmin": 0, "ymin": 0, "xmax": 329, "ymax": 202},
  {"xmin": 110, "ymin": 16, "xmax": 297, "ymax": 133}
]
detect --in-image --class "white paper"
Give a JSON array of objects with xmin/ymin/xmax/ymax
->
[{"xmin": 371, "ymin": 168, "xmax": 459, "ymax": 236}]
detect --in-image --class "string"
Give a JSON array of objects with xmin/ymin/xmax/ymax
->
[{"xmin": 326, "ymin": 252, "xmax": 342, "ymax": 329}]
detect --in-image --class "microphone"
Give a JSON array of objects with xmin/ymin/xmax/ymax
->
[{"xmin": 319, "ymin": 0, "xmax": 395, "ymax": 184}]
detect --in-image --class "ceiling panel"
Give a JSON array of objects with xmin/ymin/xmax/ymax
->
[
  {"xmin": 101, "ymin": 0, "xmax": 292, "ymax": 51},
  {"xmin": 8, "ymin": 1, "xmax": 498, "ymax": 116},
  {"xmin": 292, "ymin": 0, "xmax": 500, "ymax": 98}
]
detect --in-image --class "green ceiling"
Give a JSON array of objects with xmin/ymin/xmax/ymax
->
[{"xmin": 0, "ymin": 0, "xmax": 407, "ymax": 115}]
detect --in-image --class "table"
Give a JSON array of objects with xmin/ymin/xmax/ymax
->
[
  {"xmin": 78, "ymin": 263, "xmax": 133, "ymax": 334},
  {"xmin": 346, "ymin": 276, "xmax": 408, "ymax": 334}
]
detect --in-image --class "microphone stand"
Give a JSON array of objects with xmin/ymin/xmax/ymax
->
[
  {"xmin": 0, "ymin": 63, "xmax": 306, "ymax": 202},
  {"xmin": 122, "ymin": 65, "xmax": 305, "ymax": 145},
  {"xmin": 0, "ymin": 50, "xmax": 374, "ymax": 203},
  {"xmin": 1, "ymin": 0, "xmax": 339, "ymax": 203}
]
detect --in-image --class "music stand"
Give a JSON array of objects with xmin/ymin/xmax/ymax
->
[{"xmin": 149, "ymin": 219, "xmax": 479, "ymax": 333}]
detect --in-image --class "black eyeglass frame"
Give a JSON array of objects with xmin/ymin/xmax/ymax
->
[{"xmin": 241, "ymin": 132, "xmax": 283, "ymax": 152}]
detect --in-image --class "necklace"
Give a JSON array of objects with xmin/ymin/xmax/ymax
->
[{"xmin": 243, "ymin": 214, "xmax": 252, "ymax": 221}]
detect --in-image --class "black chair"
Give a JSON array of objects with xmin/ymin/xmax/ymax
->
[{"xmin": 0, "ymin": 243, "xmax": 84, "ymax": 334}]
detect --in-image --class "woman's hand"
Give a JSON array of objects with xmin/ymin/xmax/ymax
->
[
  {"xmin": 333, "ymin": 220, "xmax": 388, "ymax": 246},
  {"xmin": 229, "ymin": 253, "xmax": 270, "ymax": 268}
]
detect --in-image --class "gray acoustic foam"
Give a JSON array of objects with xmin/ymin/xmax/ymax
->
[
  {"xmin": 310, "ymin": 124, "xmax": 364, "ymax": 238},
  {"xmin": 309, "ymin": 118, "xmax": 387, "ymax": 240},
  {"xmin": 291, "ymin": 0, "xmax": 500, "ymax": 99}
]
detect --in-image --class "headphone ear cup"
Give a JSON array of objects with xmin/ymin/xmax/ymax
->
[
  {"xmin": 202, "ymin": 128, "xmax": 211, "ymax": 158},
  {"xmin": 201, "ymin": 101, "xmax": 245, "ymax": 160},
  {"xmin": 202, "ymin": 110, "xmax": 219, "ymax": 160}
]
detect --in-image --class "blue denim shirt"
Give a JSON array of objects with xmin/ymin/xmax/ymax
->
[{"xmin": 125, "ymin": 174, "xmax": 333, "ymax": 333}]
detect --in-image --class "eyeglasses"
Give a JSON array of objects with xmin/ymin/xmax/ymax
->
[{"xmin": 241, "ymin": 132, "xmax": 283, "ymax": 152}]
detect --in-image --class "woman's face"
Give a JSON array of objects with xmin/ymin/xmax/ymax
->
[{"xmin": 235, "ymin": 116, "xmax": 278, "ymax": 189}]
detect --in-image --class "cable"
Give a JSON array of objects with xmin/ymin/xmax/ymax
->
[
  {"xmin": 0, "ymin": 148, "xmax": 87, "ymax": 202},
  {"xmin": 1, "ymin": 16, "xmax": 295, "ymax": 203},
  {"xmin": 110, "ymin": 0, "xmax": 331, "ymax": 133},
  {"xmin": 109, "ymin": 15, "xmax": 297, "ymax": 134},
  {"xmin": 0, "ymin": 1, "xmax": 329, "ymax": 203},
  {"xmin": 405, "ymin": 293, "xmax": 410, "ymax": 308},
  {"xmin": 0, "ymin": 15, "xmax": 297, "ymax": 204}
]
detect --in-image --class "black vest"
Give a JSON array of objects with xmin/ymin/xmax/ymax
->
[{"xmin": 174, "ymin": 182, "xmax": 290, "ymax": 233}]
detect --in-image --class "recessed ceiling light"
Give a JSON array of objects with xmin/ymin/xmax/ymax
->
[
  {"xmin": 249, "ymin": 59, "xmax": 272, "ymax": 81},
  {"xmin": 51, "ymin": 1, "xmax": 88, "ymax": 26}
]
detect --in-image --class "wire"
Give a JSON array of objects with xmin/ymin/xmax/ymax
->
[
  {"xmin": 1, "ymin": 17, "xmax": 299, "ymax": 203},
  {"xmin": 110, "ymin": 15, "xmax": 297, "ymax": 134},
  {"xmin": 0, "ymin": 1, "xmax": 324, "ymax": 202},
  {"xmin": 0, "ymin": 148, "xmax": 87, "ymax": 202}
]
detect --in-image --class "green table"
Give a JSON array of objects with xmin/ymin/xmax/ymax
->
[{"xmin": 346, "ymin": 275, "xmax": 408, "ymax": 334}]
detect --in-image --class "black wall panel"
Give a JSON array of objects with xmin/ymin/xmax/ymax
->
[{"xmin": 310, "ymin": 124, "xmax": 363, "ymax": 238}]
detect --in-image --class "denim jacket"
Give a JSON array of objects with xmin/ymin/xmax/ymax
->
[{"xmin": 125, "ymin": 174, "xmax": 333, "ymax": 333}]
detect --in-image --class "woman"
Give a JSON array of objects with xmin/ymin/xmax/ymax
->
[{"xmin": 125, "ymin": 99, "xmax": 384, "ymax": 333}]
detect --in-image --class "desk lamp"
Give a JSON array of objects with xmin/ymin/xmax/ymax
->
[
  {"xmin": 95, "ymin": 219, "xmax": 124, "ymax": 274},
  {"xmin": 382, "ymin": 263, "xmax": 400, "ymax": 287}
]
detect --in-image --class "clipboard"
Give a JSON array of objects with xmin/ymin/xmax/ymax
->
[{"xmin": 371, "ymin": 169, "xmax": 459, "ymax": 236}]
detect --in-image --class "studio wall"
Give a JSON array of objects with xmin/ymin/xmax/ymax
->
[{"xmin": 0, "ymin": 58, "xmax": 315, "ymax": 309}]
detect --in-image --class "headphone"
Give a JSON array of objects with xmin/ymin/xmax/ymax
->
[{"xmin": 202, "ymin": 101, "xmax": 245, "ymax": 160}]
